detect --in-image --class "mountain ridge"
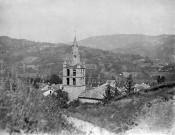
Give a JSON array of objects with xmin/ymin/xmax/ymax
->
[
  {"xmin": 0, "ymin": 34, "xmax": 174, "ymax": 64},
  {"xmin": 77, "ymin": 34, "xmax": 175, "ymax": 59}
]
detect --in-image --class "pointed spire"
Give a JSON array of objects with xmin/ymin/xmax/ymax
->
[{"xmin": 73, "ymin": 30, "xmax": 78, "ymax": 46}]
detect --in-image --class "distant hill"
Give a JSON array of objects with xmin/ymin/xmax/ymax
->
[
  {"xmin": 78, "ymin": 34, "xmax": 158, "ymax": 49},
  {"xmin": 155, "ymin": 36, "xmax": 175, "ymax": 63},
  {"xmin": 0, "ymin": 35, "xmax": 174, "ymax": 81},
  {"xmin": 78, "ymin": 34, "xmax": 175, "ymax": 60},
  {"xmin": 0, "ymin": 36, "xmax": 145, "ymax": 80}
]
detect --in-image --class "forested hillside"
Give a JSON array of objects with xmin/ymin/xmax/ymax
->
[
  {"xmin": 78, "ymin": 34, "xmax": 175, "ymax": 61},
  {"xmin": 0, "ymin": 36, "xmax": 145, "ymax": 80}
]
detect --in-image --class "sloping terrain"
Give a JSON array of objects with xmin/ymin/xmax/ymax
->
[{"xmin": 67, "ymin": 86, "xmax": 175, "ymax": 134}]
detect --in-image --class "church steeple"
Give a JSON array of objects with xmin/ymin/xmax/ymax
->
[
  {"xmin": 62, "ymin": 33, "xmax": 86, "ymax": 101},
  {"xmin": 73, "ymin": 34, "xmax": 78, "ymax": 47},
  {"xmin": 71, "ymin": 35, "xmax": 80, "ymax": 65}
]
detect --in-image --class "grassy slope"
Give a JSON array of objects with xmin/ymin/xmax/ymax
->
[{"xmin": 67, "ymin": 86, "xmax": 175, "ymax": 134}]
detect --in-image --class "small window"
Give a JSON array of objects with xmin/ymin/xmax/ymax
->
[
  {"xmin": 73, "ymin": 78, "xmax": 76, "ymax": 85},
  {"xmin": 67, "ymin": 69, "xmax": 70, "ymax": 76},
  {"xmin": 73, "ymin": 69, "xmax": 76, "ymax": 76}
]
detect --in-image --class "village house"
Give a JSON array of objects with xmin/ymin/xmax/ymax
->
[
  {"xmin": 78, "ymin": 80, "xmax": 116, "ymax": 103},
  {"xmin": 41, "ymin": 83, "xmax": 63, "ymax": 96}
]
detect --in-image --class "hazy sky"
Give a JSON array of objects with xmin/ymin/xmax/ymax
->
[{"xmin": 0, "ymin": 0, "xmax": 174, "ymax": 43}]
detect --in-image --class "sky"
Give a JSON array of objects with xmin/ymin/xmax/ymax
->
[{"xmin": 0, "ymin": 0, "xmax": 174, "ymax": 43}]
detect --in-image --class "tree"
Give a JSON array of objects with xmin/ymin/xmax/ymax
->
[
  {"xmin": 52, "ymin": 89, "xmax": 69, "ymax": 109},
  {"xmin": 0, "ymin": 79, "xmax": 11, "ymax": 129},
  {"xmin": 0, "ymin": 75, "xmax": 70, "ymax": 134},
  {"xmin": 157, "ymin": 75, "xmax": 165, "ymax": 84},
  {"xmin": 125, "ymin": 74, "xmax": 135, "ymax": 94},
  {"xmin": 160, "ymin": 76, "xmax": 165, "ymax": 83},
  {"xmin": 157, "ymin": 75, "xmax": 161, "ymax": 84},
  {"xmin": 111, "ymin": 76, "xmax": 116, "ymax": 80},
  {"xmin": 103, "ymin": 82, "xmax": 112, "ymax": 105},
  {"xmin": 49, "ymin": 74, "xmax": 62, "ymax": 84},
  {"xmin": 40, "ymin": 91, "xmax": 69, "ymax": 133},
  {"xmin": 6, "ymin": 85, "xmax": 43, "ymax": 133},
  {"xmin": 33, "ymin": 77, "xmax": 41, "ymax": 89},
  {"xmin": 105, "ymin": 82, "xmax": 111, "ymax": 100},
  {"xmin": 114, "ymin": 83, "xmax": 120, "ymax": 97}
]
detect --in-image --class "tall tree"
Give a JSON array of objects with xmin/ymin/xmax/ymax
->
[
  {"xmin": 125, "ymin": 74, "xmax": 135, "ymax": 94},
  {"xmin": 104, "ymin": 82, "xmax": 111, "ymax": 101},
  {"xmin": 114, "ymin": 82, "xmax": 120, "ymax": 97},
  {"xmin": 157, "ymin": 75, "xmax": 161, "ymax": 84}
]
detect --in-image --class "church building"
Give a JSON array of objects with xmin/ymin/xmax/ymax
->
[{"xmin": 62, "ymin": 36, "xmax": 86, "ymax": 100}]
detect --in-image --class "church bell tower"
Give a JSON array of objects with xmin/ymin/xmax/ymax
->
[{"xmin": 62, "ymin": 36, "xmax": 86, "ymax": 100}]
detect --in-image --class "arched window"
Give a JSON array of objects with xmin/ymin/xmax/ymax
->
[
  {"xmin": 73, "ymin": 78, "xmax": 76, "ymax": 85},
  {"xmin": 67, "ymin": 69, "xmax": 70, "ymax": 76},
  {"xmin": 67, "ymin": 78, "xmax": 69, "ymax": 85}
]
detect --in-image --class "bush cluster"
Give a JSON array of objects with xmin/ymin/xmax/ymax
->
[{"xmin": 0, "ymin": 80, "xmax": 70, "ymax": 134}]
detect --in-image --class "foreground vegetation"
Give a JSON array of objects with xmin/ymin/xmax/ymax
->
[
  {"xmin": 67, "ymin": 83, "xmax": 175, "ymax": 134},
  {"xmin": 0, "ymin": 76, "xmax": 174, "ymax": 134},
  {"xmin": 0, "ymin": 78, "xmax": 83, "ymax": 134}
]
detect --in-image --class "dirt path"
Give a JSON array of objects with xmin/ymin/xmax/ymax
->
[
  {"xmin": 64, "ymin": 115, "xmax": 117, "ymax": 135},
  {"xmin": 126, "ymin": 93, "xmax": 175, "ymax": 135},
  {"xmin": 0, "ymin": 130, "xmax": 9, "ymax": 135}
]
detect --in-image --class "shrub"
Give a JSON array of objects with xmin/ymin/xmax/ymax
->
[
  {"xmin": 68, "ymin": 99, "xmax": 81, "ymax": 108},
  {"xmin": 0, "ymin": 78, "xmax": 70, "ymax": 134}
]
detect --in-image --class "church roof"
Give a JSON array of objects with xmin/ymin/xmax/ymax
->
[{"xmin": 63, "ymin": 35, "xmax": 86, "ymax": 68}]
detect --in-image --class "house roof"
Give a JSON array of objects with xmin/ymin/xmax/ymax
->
[
  {"xmin": 79, "ymin": 82, "xmax": 115, "ymax": 100},
  {"xmin": 41, "ymin": 85, "xmax": 51, "ymax": 91},
  {"xmin": 43, "ymin": 90, "xmax": 53, "ymax": 97},
  {"xmin": 41, "ymin": 84, "xmax": 62, "ymax": 91},
  {"xmin": 79, "ymin": 84, "xmax": 106, "ymax": 99},
  {"xmin": 123, "ymin": 72, "xmax": 131, "ymax": 78},
  {"xmin": 52, "ymin": 84, "xmax": 62, "ymax": 90}
]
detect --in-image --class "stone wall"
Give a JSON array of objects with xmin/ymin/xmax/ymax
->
[{"xmin": 79, "ymin": 98, "xmax": 100, "ymax": 103}]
